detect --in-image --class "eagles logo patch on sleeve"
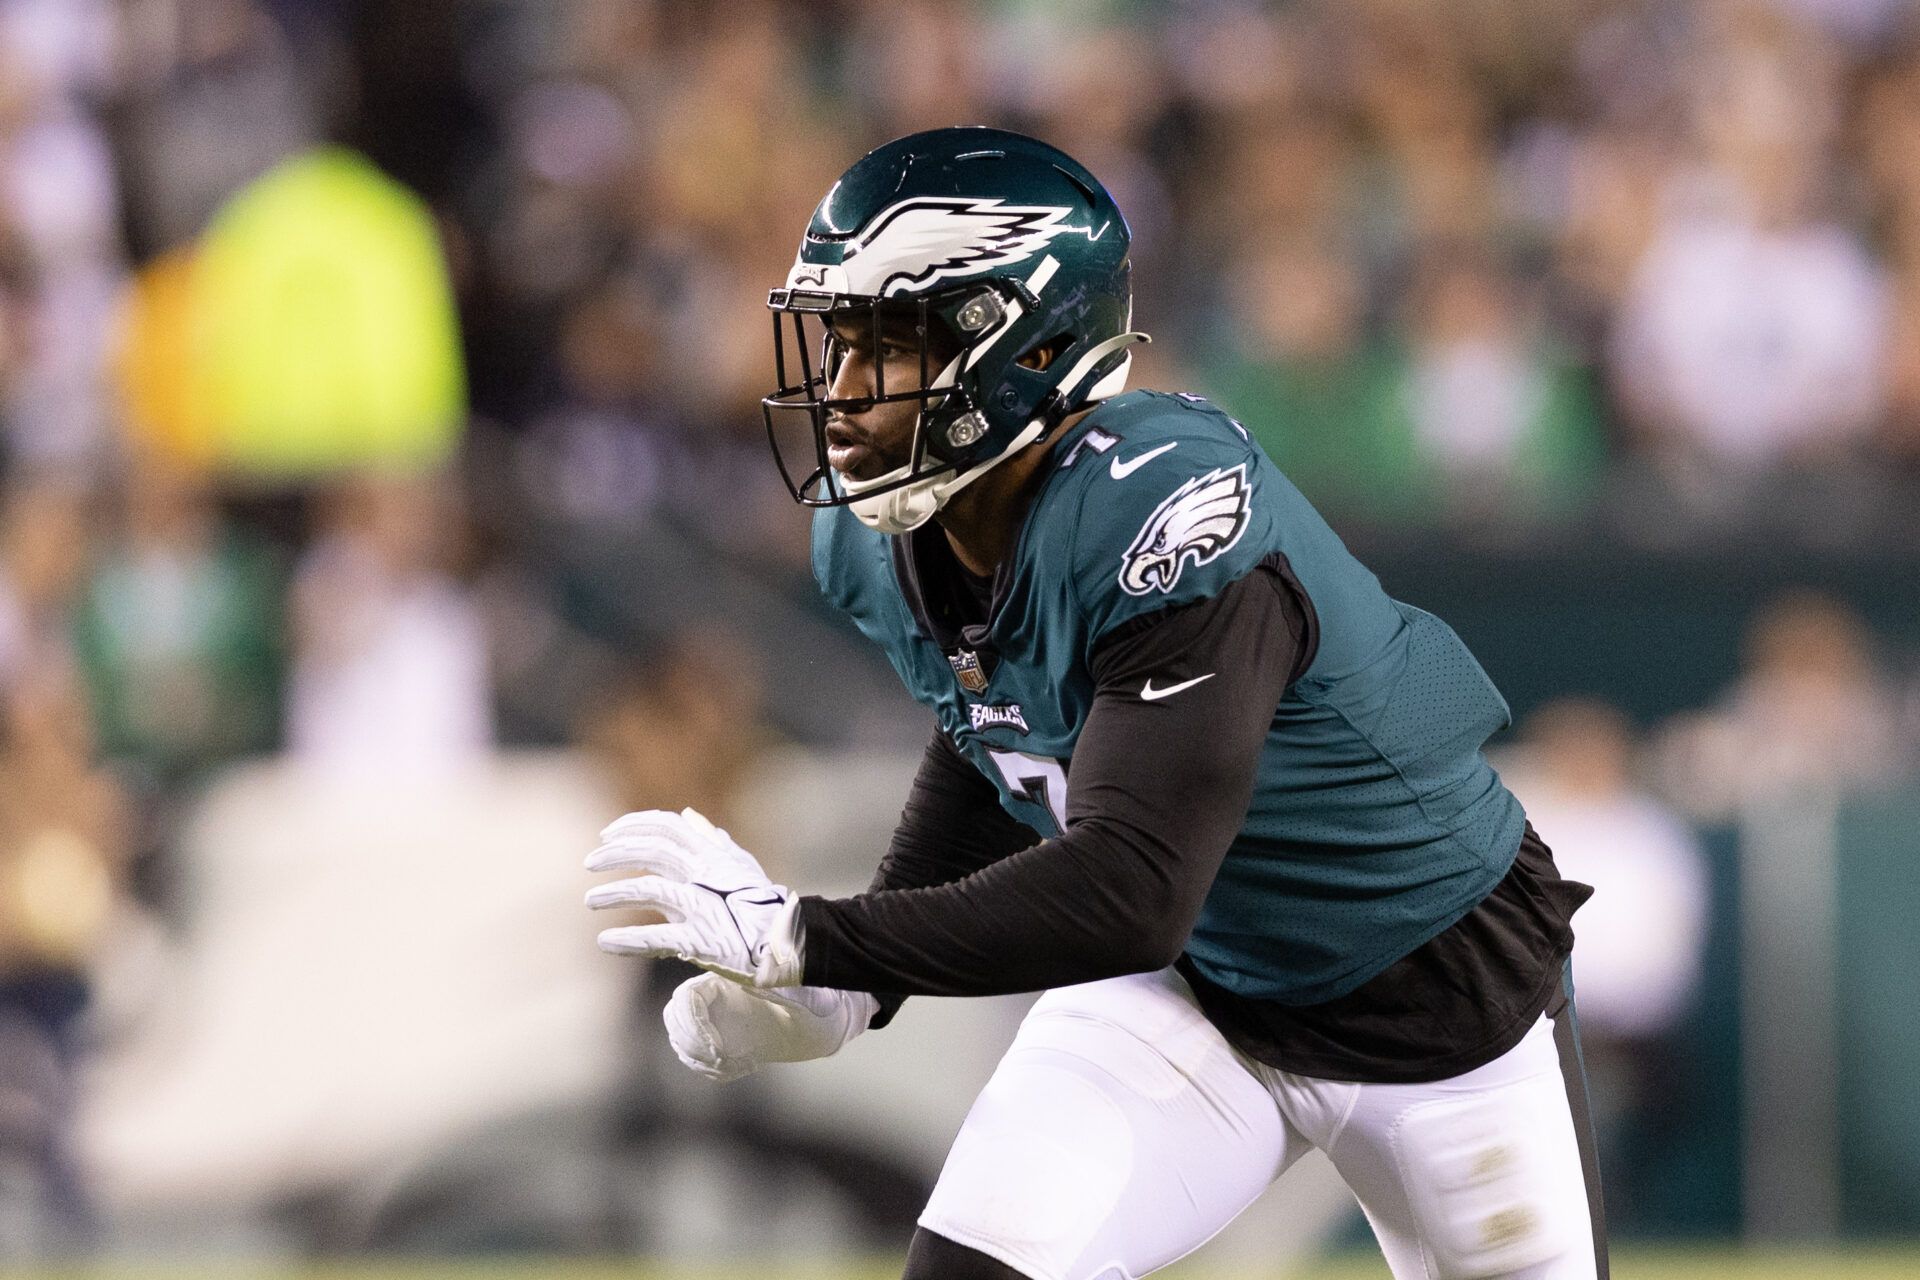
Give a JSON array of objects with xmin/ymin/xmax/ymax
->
[{"xmin": 1118, "ymin": 465, "xmax": 1253, "ymax": 596}]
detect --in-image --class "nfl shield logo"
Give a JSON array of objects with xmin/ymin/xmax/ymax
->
[{"xmin": 948, "ymin": 648, "xmax": 989, "ymax": 695}]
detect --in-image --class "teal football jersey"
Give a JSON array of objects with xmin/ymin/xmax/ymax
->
[{"xmin": 813, "ymin": 390, "xmax": 1526, "ymax": 1004}]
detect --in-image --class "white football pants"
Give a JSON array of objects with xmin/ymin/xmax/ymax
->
[{"xmin": 919, "ymin": 966, "xmax": 1606, "ymax": 1280}]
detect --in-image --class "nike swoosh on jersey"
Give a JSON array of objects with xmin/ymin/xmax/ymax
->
[
  {"xmin": 1109, "ymin": 441, "xmax": 1179, "ymax": 480},
  {"xmin": 1139, "ymin": 673, "xmax": 1216, "ymax": 701}
]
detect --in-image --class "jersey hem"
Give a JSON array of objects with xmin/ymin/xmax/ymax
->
[{"xmin": 1255, "ymin": 941, "xmax": 1571, "ymax": 1085}]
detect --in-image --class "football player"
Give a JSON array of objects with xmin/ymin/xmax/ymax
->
[{"xmin": 586, "ymin": 127, "xmax": 1608, "ymax": 1280}]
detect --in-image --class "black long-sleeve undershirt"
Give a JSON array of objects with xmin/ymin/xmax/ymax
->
[
  {"xmin": 855, "ymin": 728, "xmax": 1041, "ymax": 1028},
  {"xmin": 863, "ymin": 731, "xmax": 1039, "ymax": 901},
  {"xmin": 798, "ymin": 560, "xmax": 1308, "ymax": 1000}
]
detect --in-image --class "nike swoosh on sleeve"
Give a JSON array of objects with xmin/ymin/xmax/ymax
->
[
  {"xmin": 1109, "ymin": 441, "xmax": 1179, "ymax": 480},
  {"xmin": 1139, "ymin": 673, "xmax": 1216, "ymax": 701}
]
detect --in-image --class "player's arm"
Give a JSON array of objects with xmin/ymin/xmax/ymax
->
[
  {"xmin": 869, "ymin": 727, "xmax": 1044, "ymax": 895},
  {"xmin": 792, "ymin": 557, "xmax": 1308, "ymax": 996},
  {"xmin": 582, "ymin": 563, "xmax": 1303, "ymax": 993},
  {"xmin": 860, "ymin": 728, "xmax": 1043, "ymax": 1025}
]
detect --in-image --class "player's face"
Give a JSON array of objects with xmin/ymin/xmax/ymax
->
[{"xmin": 823, "ymin": 310, "xmax": 955, "ymax": 482}]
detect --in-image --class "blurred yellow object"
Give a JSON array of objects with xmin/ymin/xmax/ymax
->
[
  {"xmin": 3, "ymin": 827, "xmax": 113, "ymax": 967},
  {"xmin": 112, "ymin": 247, "xmax": 221, "ymax": 467},
  {"xmin": 195, "ymin": 147, "xmax": 466, "ymax": 478}
]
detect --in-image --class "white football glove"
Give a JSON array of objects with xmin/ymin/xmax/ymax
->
[
  {"xmin": 585, "ymin": 808, "xmax": 804, "ymax": 987},
  {"xmin": 665, "ymin": 973, "xmax": 880, "ymax": 1083}
]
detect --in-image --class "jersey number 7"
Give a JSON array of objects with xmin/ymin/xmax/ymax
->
[{"xmin": 986, "ymin": 750, "xmax": 1069, "ymax": 833}]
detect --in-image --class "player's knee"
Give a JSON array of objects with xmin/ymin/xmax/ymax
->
[{"xmin": 903, "ymin": 1227, "xmax": 1034, "ymax": 1280}]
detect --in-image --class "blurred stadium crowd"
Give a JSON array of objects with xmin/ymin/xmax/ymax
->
[{"xmin": 1, "ymin": 0, "xmax": 1919, "ymax": 1263}]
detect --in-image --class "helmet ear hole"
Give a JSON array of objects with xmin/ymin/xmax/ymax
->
[{"xmin": 1017, "ymin": 333, "xmax": 1075, "ymax": 372}]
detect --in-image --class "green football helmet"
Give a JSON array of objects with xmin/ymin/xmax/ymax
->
[{"xmin": 763, "ymin": 127, "xmax": 1149, "ymax": 534}]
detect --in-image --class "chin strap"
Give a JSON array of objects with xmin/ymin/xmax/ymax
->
[{"xmin": 847, "ymin": 331, "xmax": 1152, "ymax": 535}]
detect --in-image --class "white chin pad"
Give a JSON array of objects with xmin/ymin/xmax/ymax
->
[
  {"xmin": 839, "ymin": 461, "xmax": 937, "ymax": 534},
  {"xmin": 851, "ymin": 483, "xmax": 941, "ymax": 534}
]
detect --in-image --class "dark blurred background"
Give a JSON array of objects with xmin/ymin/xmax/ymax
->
[{"xmin": 0, "ymin": 0, "xmax": 1917, "ymax": 1273}]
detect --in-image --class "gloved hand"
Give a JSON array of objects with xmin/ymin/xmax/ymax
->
[
  {"xmin": 665, "ymin": 973, "xmax": 880, "ymax": 1083},
  {"xmin": 585, "ymin": 807, "xmax": 804, "ymax": 987}
]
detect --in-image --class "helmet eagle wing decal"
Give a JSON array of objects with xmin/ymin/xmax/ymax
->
[{"xmin": 843, "ymin": 197, "xmax": 1074, "ymax": 296}]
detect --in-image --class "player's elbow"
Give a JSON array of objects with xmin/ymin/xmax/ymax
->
[{"xmin": 1113, "ymin": 915, "xmax": 1190, "ymax": 974}]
